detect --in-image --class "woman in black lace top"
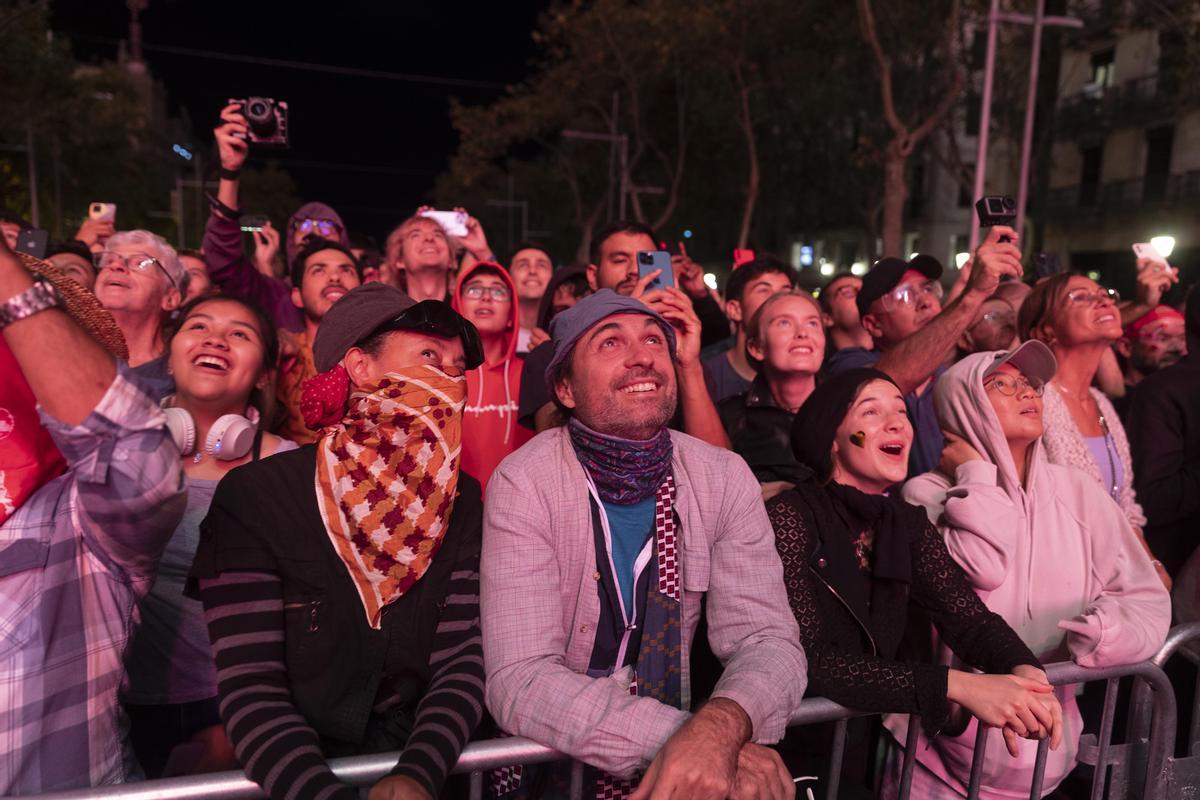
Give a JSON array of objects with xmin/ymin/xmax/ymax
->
[{"xmin": 768, "ymin": 368, "xmax": 1062, "ymax": 796}]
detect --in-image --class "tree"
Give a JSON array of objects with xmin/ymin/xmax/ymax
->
[{"xmin": 857, "ymin": 0, "xmax": 965, "ymax": 257}]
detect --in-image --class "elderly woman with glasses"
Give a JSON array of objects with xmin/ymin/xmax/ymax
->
[
  {"xmin": 94, "ymin": 230, "xmax": 189, "ymax": 400},
  {"xmin": 1014, "ymin": 273, "xmax": 1170, "ymax": 588},
  {"xmin": 886, "ymin": 341, "xmax": 1170, "ymax": 799}
]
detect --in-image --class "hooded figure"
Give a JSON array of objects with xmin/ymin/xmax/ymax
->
[
  {"xmin": 452, "ymin": 261, "xmax": 533, "ymax": 492},
  {"xmin": 887, "ymin": 345, "xmax": 1170, "ymax": 799}
]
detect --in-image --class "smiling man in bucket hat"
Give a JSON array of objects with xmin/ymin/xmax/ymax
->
[{"xmin": 482, "ymin": 289, "xmax": 806, "ymax": 799}]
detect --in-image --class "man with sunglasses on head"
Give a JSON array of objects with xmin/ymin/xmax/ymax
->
[
  {"xmin": 826, "ymin": 226, "xmax": 1023, "ymax": 477},
  {"xmin": 204, "ymin": 102, "xmax": 352, "ymax": 334},
  {"xmin": 95, "ymin": 230, "xmax": 189, "ymax": 401}
]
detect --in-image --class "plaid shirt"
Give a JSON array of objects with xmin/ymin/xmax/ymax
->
[{"xmin": 0, "ymin": 374, "xmax": 185, "ymax": 795}]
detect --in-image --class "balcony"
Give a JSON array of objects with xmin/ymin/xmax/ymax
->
[
  {"xmin": 1055, "ymin": 74, "xmax": 1195, "ymax": 137},
  {"xmin": 1043, "ymin": 170, "xmax": 1200, "ymax": 217}
]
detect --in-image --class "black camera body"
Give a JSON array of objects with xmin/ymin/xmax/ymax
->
[
  {"xmin": 974, "ymin": 195, "xmax": 1017, "ymax": 228},
  {"xmin": 229, "ymin": 97, "xmax": 289, "ymax": 147}
]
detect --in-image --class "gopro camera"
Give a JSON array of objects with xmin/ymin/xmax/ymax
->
[
  {"xmin": 975, "ymin": 196, "xmax": 1017, "ymax": 228},
  {"xmin": 229, "ymin": 97, "xmax": 289, "ymax": 147}
]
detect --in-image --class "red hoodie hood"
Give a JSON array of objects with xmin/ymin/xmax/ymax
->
[{"xmin": 451, "ymin": 261, "xmax": 531, "ymax": 492}]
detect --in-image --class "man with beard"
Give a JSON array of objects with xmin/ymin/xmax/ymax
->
[
  {"xmin": 518, "ymin": 221, "xmax": 729, "ymax": 448},
  {"xmin": 1127, "ymin": 293, "xmax": 1200, "ymax": 577},
  {"xmin": 826, "ymin": 227, "xmax": 1022, "ymax": 477},
  {"xmin": 274, "ymin": 240, "xmax": 362, "ymax": 444},
  {"xmin": 1116, "ymin": 305, "xmax": 1186, "ymax": 398},
  {"xmin": 483, "ymin": 290, "xmax": 805, "ymax": 799}
]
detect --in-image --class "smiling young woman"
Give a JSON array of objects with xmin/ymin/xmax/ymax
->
[
  {"xmin": 764, "ymin": 368, "xmax": 1062, "ymax": 799},
  {"xmin": 1017, "ymin": 274, "xmax": 1170, "ymax": 588},
  {"xmin": 122, "ymin": 294, "xmax": 297, "ymax": 778}
]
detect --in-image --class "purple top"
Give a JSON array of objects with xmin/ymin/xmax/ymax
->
[
  {"xmin": 201, "ymin": 200, "xmax": 350, "ymax": 333},
  {"xmin": 1084, "ymin": 435, "xmax": 1126, "ymax": 500}
]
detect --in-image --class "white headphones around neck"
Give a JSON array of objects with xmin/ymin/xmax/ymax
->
[{"xmin": 162, "ymin": 400, "xmax": 260, "ymax": 461}]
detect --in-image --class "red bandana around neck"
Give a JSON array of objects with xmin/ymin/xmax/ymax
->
[{"xmin": 314, "ymin": 364, "xmax": 467, "ymax": 628}]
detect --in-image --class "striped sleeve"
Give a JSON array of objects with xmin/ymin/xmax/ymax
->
[
  {"xmin": 199, "ymin": 571, "xmax": 356, "ymax": 800},
  {"xmin": 388, "ymin": 545, "xmax": 486, "ymax": 796}
]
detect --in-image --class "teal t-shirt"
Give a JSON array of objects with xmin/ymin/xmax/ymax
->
[{"xmin": 601, "ymin": 497, "xmax": 656, "ymax": 614}]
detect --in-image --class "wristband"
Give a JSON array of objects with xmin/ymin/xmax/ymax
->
[
  {"xmin": 206, "ymin": 193, "xmax": 241, "ymax": 221},
  {"xmin": 0, "ymin": 280, "xmax": 62, "ymax": 329},
  {"xmin": 218, "ymin": 165, "xmax": 241, "ymax": 180}
]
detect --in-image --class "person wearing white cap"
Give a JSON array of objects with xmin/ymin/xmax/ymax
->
[{"xmin": 884, "ymin": 341, "xmax": 1171, "ymax": 799}]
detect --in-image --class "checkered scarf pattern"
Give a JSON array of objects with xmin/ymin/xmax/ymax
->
[{"xmin": 314, "ymin": 365, "xmax": 466, "ymax": 629}]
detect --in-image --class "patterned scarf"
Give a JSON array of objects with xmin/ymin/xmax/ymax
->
[
  {"xmin": 567, "ymin": 418, "xmax": 673, "ymax": 505},
  {"xmin": 314, "ymin": 365, "xmax": 466, "ymax": 629}
]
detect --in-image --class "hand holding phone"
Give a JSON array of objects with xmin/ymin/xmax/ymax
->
[
  {"xmin": 637, "ymin": 250, "xmax": 674, "ymax": 291},
  {"xmin": 1133, "ymin": 243, "xmax": 1177, "ymax": 276},
  {"xmin": 419, "ymin": 209, "xmax": 469, "ymax": 238}
]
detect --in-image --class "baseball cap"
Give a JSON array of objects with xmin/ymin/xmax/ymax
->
[
  {"xmin": 983, "ymin": 339, "xmax": 1057, "ymax": 388},
  {"xmin": 313, "ymin": 282, "xmax": 483, "ymax": 373},
  {"xmin": 856, "ymin": 254, "xmax": 943, "ymax": 317}
]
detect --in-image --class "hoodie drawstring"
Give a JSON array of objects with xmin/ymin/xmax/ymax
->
[{"xmin": 502, "ymin": 359, "xmax": 512, "ymax": 446}]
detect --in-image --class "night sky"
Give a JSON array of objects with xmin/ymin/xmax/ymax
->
[{"xmin": 50, "ymin": 0, "xmax": 547, "ymax": 240}]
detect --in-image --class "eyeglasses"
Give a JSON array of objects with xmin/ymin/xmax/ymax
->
[
  {"xmin": 878, "ymin": 280, "xmax": 943, "ymax": 313},
  {"xmin": 983, "ymin": 374, "xmax": 1044, "ymax": 396},
  {"xmin": 296, "ymin": 218, "xmax": 341, "ymax": 238},
  {"xmin": 95, "ymin": 252, "xmax": 176, "ymax": 288},
  {"xmin": 976, "ymin": 310, "xmax": 1015, "ymax": 327},
  {"xmin": 463, "ymin": 284, "xmax": 511, "ymax": 301},
  {"xmin": 1066, "ymin": 287, "xmax": 1120, "ymax": 306}
]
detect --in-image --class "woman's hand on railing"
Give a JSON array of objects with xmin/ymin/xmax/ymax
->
[{"xmin": 946, "ymin": 668, "xmax": 1062, "ymax": 757}]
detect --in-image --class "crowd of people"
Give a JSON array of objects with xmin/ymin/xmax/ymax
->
[{"xmin": 2, "ymin": 101, "xmax": 1194, "ymax": 800}]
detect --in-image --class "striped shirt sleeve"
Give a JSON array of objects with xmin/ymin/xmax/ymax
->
[
  {"xmin": 387, "ymin": 550, "xmax": 486, "ymax": 796},
  {"xmin": 199, "ymin": 571, "xmax": 356, "ymax": 800}
]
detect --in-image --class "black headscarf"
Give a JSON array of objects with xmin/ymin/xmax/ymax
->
[
  {"xmin": 791, "ymin": 367, "xmax": 898, "ymax": 482},
  {"xmin": 786, "ymin": 367, "xmax": 924, "ymax": 600}
]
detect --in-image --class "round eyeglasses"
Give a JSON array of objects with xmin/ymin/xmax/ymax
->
[
  {"xmin": 95, "ymin": 252, "xmax": 176, "ymax": 288},
  {"xmin": 983, "ymin": 374, "xmax": 1044, "ymax": 396}
]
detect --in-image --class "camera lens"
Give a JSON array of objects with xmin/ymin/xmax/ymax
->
[
  {"xmin": 1002, "ymin": 197, "xmax": 1016, "ymax": 211},
  {"xmin": 248, "ymin": 101, "xmax": 267, "ymax": 117},
  {"xmin": 638, "ymin": 253, "xmax": 650, "ymax": 264}
]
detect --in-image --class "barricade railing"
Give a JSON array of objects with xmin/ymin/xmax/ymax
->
[
  {"xmin": 21, "ymin": 657, "xmax": 1183, "ymax": 800},
  {"xmin": 1127, "ymin": 622, "xmax": 1200, "ymax": 797}
]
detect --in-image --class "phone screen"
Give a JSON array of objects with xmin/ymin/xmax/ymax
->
[{"xmin": 637, "ymin": 251, "xmax": 674, "ymax": 290}]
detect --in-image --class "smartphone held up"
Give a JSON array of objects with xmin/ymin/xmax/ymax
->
[{"xmin": 637, "ymin": 250, "xmax": 674, "ymax": 291}]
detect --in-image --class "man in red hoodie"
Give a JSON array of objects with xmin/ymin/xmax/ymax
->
[{"xmin": 453, "ymin": 261, "xmax": 533, "ymax": 492}]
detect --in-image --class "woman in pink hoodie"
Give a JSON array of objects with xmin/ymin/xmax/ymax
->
[
  {"xmin": 886, "ymin": 341, "xmax": 1170, "ymax": 799},
  {"xmin": 452, "ymin": 261, "xmax": 532, "ymax": 493}
]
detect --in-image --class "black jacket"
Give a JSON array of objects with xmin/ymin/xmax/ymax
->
[
  {"xmin": 1127, "ymin": 355, "xmax": 1200, "ymax": 576},
  {"xmin": 190, "ymin": 445, "xmax": 483, "ymax": 747},
  {"xmin": 717, "ymin": 376, "xmax": 809, "ymax": 486}
]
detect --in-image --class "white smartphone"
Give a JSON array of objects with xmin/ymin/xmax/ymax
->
[
  {"xmin": 88, "ymin": 202, "xmax": 117, "ymax": 223},
  {"xmin": 419, "ymin": 209, "xmax": 469, "ymax": 238},
  {"xmin": 1133, "ymin": 243, "xmax": 1176, "ymax": 275}
]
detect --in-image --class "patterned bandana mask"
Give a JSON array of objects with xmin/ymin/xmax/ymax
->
[{"xmin": 314, "ymin": 364, "xmax": 466, "ymax": 629}]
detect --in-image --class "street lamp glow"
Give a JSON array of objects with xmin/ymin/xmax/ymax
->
[
  {"xmin": 703, "ymin": 272, "xmax": 717, "ymax": 290},
  {"xmin": 850, "ymin": 262, "xmax": 868, "ymax": 276},
  {"xmin": 1150, "ymin": 236, "xmax": 1176, "ymax": 259},
  {"xmin": 819, "ymin": 262, "xmax": 835, "ymax": 277},
  {"xmin": 955, "ymin": 252, "xmax": 971, "ymax": 269}
]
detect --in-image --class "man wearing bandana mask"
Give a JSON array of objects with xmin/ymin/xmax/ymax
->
[
  {"xmin": 483, "ymin": 290, "xmax": 807, "ymax": 800},
  {"xmin": 188, "ymin": 283, "xmax": 486, "ymax": 800}
]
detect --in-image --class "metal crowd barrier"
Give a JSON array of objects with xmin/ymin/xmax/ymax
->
[{"xmin": 25, "ymin": 633, "xmax": 1200, "ymax": 800}]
